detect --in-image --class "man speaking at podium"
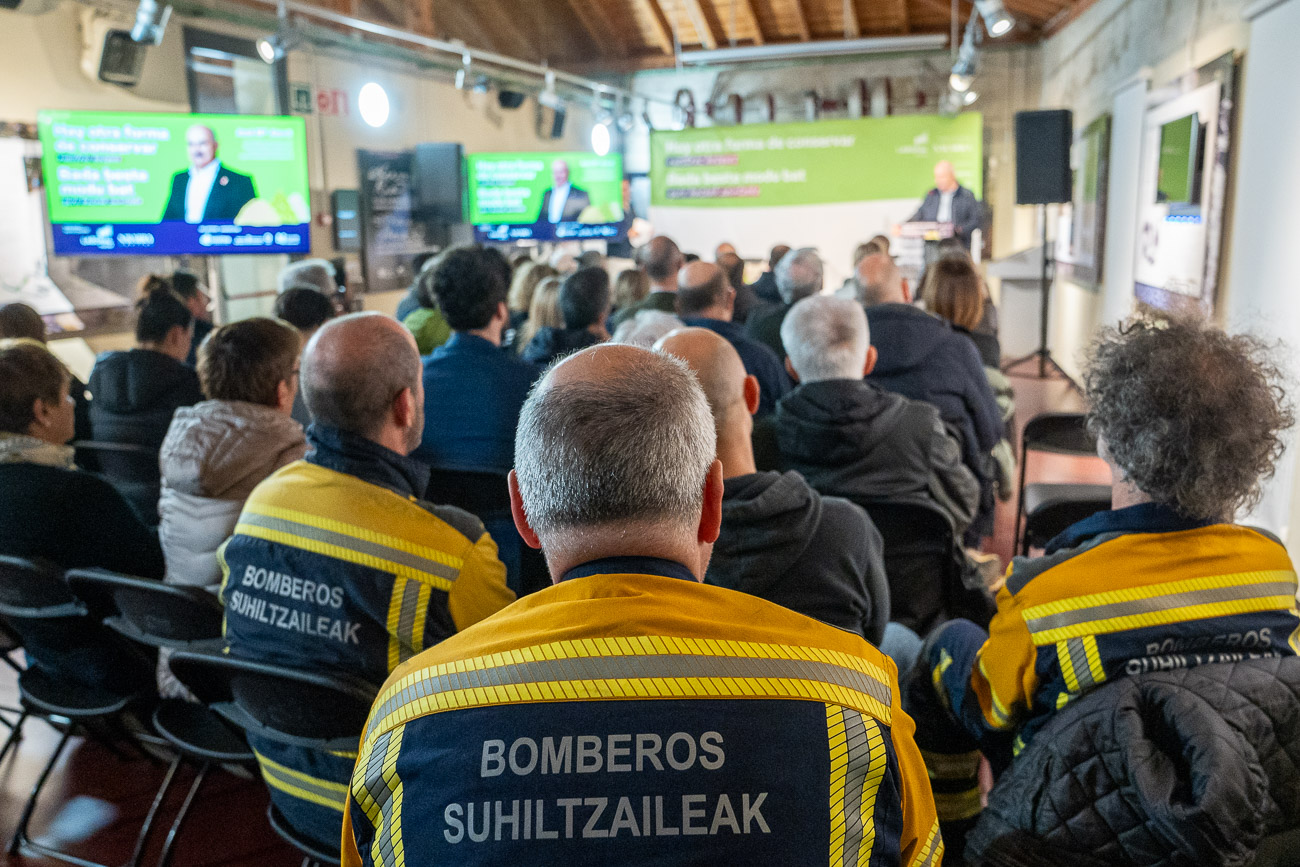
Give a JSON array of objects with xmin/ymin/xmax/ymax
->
[{"xmin": 909, "ymin": 160, "xmax": 982, "ymax": 249}]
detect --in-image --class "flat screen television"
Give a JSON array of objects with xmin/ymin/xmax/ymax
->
[
  {"xmin": 465, "ymin": 151, "xmax": 624, "ymax": 243},
  {"xmin": 37, "ymin": 110, "xmax": 311, "ymax": 256},
  {"xmin": 1156, "ymin": 112, "xmax": 1199, "ymax": 206}
]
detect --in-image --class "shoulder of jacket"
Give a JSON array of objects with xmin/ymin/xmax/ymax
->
[
  {"xmin": 415, "ymin": 500, "xmax": 487, "ymax": 546},
  {"xmin": 1005, "ymin": 531, "xmax": 1130, "ymax": 595}
]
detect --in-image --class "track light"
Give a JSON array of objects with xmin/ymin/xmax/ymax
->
[
  {"xmin": 949, "ymin": 12, "xmax": 978, "ymax": 92},
  {"xmin": 256, "ymin": 32, "xmax": 298, "ymax": 63},
  {"xmin": 358, "ymin": 82, "xmax": 390, "ymax": 127},
  {"xmin": 974, "ymin": 0, "xmax": 1015, "ymax": 38},
  {"xmin": 130, "ymin": 0, "xmax": 171, "ymax": 45},
  {"xmin": 963, "ymin": 89, "xmax": 979, "ymax": 106},
  {"xmin": 591, "ymin": 121, "xmax": 611, "ymax": 156}
]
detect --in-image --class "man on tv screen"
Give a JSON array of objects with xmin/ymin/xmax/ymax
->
[
  {"xmin": 161, "ymin": 124, "xmax": 257, "ymax": 223},
  {"xmin": 538, "ymin": 158, "xmax": 590, "ymax": 224}
]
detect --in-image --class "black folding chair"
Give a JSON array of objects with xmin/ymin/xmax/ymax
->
[
  {"xmin": 0, "ymin": 556, "xmax": 161, "ymax": 867},
  {"xmin": 857, "ymin": 498, "xmax": 994, "ymax": 636},
  {"xmin": 1015, "ymin": 413, "xmax": 1112, "ymax": 555},
  {"xmin": 65, "ymin": 569, "xmax": 247, "ymax": 867},
  {"xmin": 168, "ymin": 651, "xmax": 378, "ymax": 867},
  {"xmin": 72, "ymin": 440, "xmax": 163, "ymax": 526},
  {"xmin": 427, "ymin": 467, "xmax": 551, "ymax": 597}
]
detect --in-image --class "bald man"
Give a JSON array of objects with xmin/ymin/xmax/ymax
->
[
  {"xmin": 908, "ymin": 160, "xmax": 983, "ymax": 249},
  {"xmin": 221, "ymin": 312, "xmax": 513, "ymax": 851},
  {"xmin": 611, "ymin": 235, "xmax": 684, "ymax": 327},
  {"xmin": 343, "ymin": 342, "xmax": 943, "ymax": 867},
  {"xmin": 656, "ymin": 327, "xmax": 890, "ymax": 644},
  {"xmin": 539, "ymin": 158, "xmax": 590, "ymax": 224},
  {"xmin": 676, "ymin": 260, "xmax": 790, "ymax": 416},
  {"xmin": 161, "ymin": 124, "xmax": 257, "ymax": 223}
]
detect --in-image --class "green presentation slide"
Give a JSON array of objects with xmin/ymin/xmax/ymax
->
[
  {"xmin": 38, "ymin": 110, "xmax": 310, "ymax": 225},
  {"xmin": 649, "ymin": 114, "xmax": 982, "ymax": 207},
  {"xmin": 465, "ymin": 152, "xmax": 624, "ymax": 225},
  {"xmin": 1157, "ymin": 114, "xmax": 1195, "ymax": 204}
]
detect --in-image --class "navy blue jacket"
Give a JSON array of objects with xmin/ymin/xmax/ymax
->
[
  {"xmin": 414, "ymin": 334, "xmax": 540, "ymax": 475},
  {"xmin": 682, "ymin": 317, "xmax": 791, "ymax": 417},
  {"xmin": 908, "ymin": 184, "xmax": 982, "ymax": 248}
]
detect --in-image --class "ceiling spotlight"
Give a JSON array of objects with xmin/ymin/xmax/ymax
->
[
  {"xmin": 130, "ymin": 0, "xmax": 172, "ymax": 45},
  {"xmin": 455, "ymin": 53, "xmax": 471, "ymax": 90},
  {"xmin": 616, "ymin": 112, "xmax": 635, "ymax": 133},
  {"xmin": 256, "ymin": 32, "xmax": 299, "ymax": 63},
  {"xmin": 949, "ymin": 69, "xmax": 974, "ymax": 93},
  {"xmin": 974, "ymin": 0, "xmax": 1015, "ymax": 38},
  {"xmin": 963, "ymin": 89, "xmax": 979, "ymax": 105},
  {"xmin": 358, "ymin": 82, "xmax": 390, "ymax": 127},
  {"xmin": 591, "ymin": 121, "xmax": 612, "ymax": 156},
  {"xmin": 948, "ymin": 24, "xmax": 977, "ymax": 92}
]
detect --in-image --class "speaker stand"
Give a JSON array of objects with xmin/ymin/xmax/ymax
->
[{"xmin": 1002, "ymin": 205, "xmax": 1077, "ymax": 387}]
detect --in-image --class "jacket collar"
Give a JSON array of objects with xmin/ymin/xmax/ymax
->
[
  {"xmin": 0, "ymin": 433, "xmax": 75, "ymax": 469},
  {"xmin": 438, "ymin": 333, "xmax": 502, "ymax": 355},
  {"xmin": 561, "ymin": 556, "xmax": 697, "ymax": 584},
  {"xmin": 682, "ymin": 316, "xmax": 742, "ymax": 340},
  {"xmin": 305, "ymin": 425, "xmax": 429, "ymax": 499},
  {"xmin": 1045, "ymin": 502, "xmax": 1214, "ymax": 554}
]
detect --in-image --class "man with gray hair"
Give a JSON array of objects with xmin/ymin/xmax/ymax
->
[
  {"xmin": 221, "ymin": 312, "xmax": 513, "ymax": 852},
  {"xmin": 278, "ymin": 257, "xmax": 341, "ymax": 301},
  {"xmin": 856, "ymin": 251, "xmax": 1002, "ymax": 544},
  {"xmin": 754, "ymin": 295, "xmax": 978, "ymax": 635},
  {"xmin": 745, "ymin": 246, "xmax": 823, "ymax": 361},
  {"xmin": 343, "ymin": 342, "xmax": 942, "ymax": 866}
]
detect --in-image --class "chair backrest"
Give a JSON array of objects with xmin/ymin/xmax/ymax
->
[
  {"xmin": 73, "ymin": 440, "xmax": 161, "ymax": 484},
  {"xmin": 64, "ymin": 568, "xmax": 224, "ymax": 648},
  {"xmin": 854, "ymin": 499, "xmax": 964, "ymax": 636},
  {"xmin": 168, "ymin": 650, "xmax": 377, "ymax": 751},
  {"xmin": 0, "ymin": 555, "xmax": 81, "ymax": 619},
  {"xmin": 426, "ymin": 468, "xmax": 511, "ymax": 518},
  {"xmin": 1021, "ymin": 412, "xmax": 1097, "ymax": 457}
]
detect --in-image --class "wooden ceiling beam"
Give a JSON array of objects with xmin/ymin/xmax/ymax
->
[
  {"xmin": 564, "ymin": 0, "xmax": 626, "ymax": 54},
  {"xmin": 844, "ymin": 0, "xmax": 861, "ymax": 38},
  {"xmin": 897, "ymin": 0, "xmax": 911, "ymax": 33},
  {"xmin": 643, "ymin": 0, "xmax": 676, "ymax": 54},
  {"xmin": 1042, "ymin": 0, "xmax": 1102, "ymax": 36},
  {"xmin": 791, "ymin": 0, "xmax": 812, "ymax": 41},
  {"xmin": 406, "ymin": 0, "xmax": 435, "ymax": 38},
  {"xmin": 738, "ymin": 0, "xmax": 766, "ymax": 44},
  {"xmin": 682, "ymin": 0, "xmax": 720, "ymax": 49}
]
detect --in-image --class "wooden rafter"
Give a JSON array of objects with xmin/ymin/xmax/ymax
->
[
  {"xmin": 565, "ymin": 0, "xmax": 625, "ymax": 53},
  {"xmin": 1042, "ymin": 0, "xmax": 1101, "ymax": 36},
  {"xmin": 643, "ymin": 0, "xmax": 676, "ymax": 54},
  {"xmin": 406, "ymin": 0, "xmax": 435, "ymax": 37},
  {"xmin": 897, "ymin": 0, "xmax": 911, "ymax": 32},
  {"xmin": 790, "ymin": 0, "xmax": 812, "ymax": 41},
  {"xmin": 478, "ymin": 0, "xmax": 539, "ymax": 59},
  {"xmin": 682, "ymin": 0, "xmax": 720, "ymax": 49},
  {"xmin": 738, "ymin": 0, "xmax": 766, "ymax": 44},
  {"xmin": 843, "ymin": 0, "xmax": 860, "ymax": 38}
]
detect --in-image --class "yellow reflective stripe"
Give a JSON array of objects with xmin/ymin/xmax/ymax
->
[
  {"xmin": 1055, "ymin": 691, "xmax": 1072, "ymax": 710},
  {"xmin": 854, "ymin": 718, "xmax": 889, "ymax": 865},
  {"xmin": 1082, "ymin": 635, "xmax": 1106, "ymax": 685},
  {"xmin": 919, "ymin": 749, "xmax": 981, "ymax": 781},
  {"xmin": 247, "ymin": 502, "xmax": 463, "ymax": 572},
  {"xmin": 1057, "ymin": 641, "xmax": 1081, "ymax": 693},
  {"xmin": 977, "ymin": 658, "xmax": 1012, "ymax": 726},
  {"xmin": 932, "ymin": 787, "xmax": 983, "ymax": 822},
  {"xmin": 1022, "ymin": 570, "xmax": 1298, "ymax": 645},
  {"xmin": 910, "ymin": 817, "xmax": 943, "ymax": 867},
  {"xmin": 827, "ymin": 706, "xmax": 849, "ymax": 867},
  {"xmin": 1290, "ymin": 618, "xmax": 1300, "ymax": 654},
  {"xmin": 386, "ymin": 577, "xmax": 406, "ymax": 673},
  {"xmin": 254, "ymin": 750, "xmax": 348, "ymax": 812},
  {"xmin": 368, "ymin": 727, "xmax": 405, "ymax": 867}
]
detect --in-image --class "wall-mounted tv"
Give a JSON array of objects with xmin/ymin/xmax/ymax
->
[
  {"xmin": 465, "ymin": 151, "xmax": 624, "ymax": 243},
  {"xmin": 37, "ymin": 110, "xmax": 311, "ymax": 256},
  {"xmin": 1156, "ymin": 112, "xmax": 1200, "ymax": 206}
]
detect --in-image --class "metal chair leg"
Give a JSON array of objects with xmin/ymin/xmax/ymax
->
[
  {"xmin": 8, "ymin": 723, "xmax": 74, "ymax": 855},
  {"xmin": 0, "ymin": 709, "xmax": 27, "ymax": 764},
  {"xmin": 124, "ymin": 751, "xmax": 183, "ymax": 867},
  {"xmin": 155, "ymin": 762, "xmax": 210, "ymax": 867}
]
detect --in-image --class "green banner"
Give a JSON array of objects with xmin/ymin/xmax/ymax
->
[{"xmin": 650, "ymin": 114, "xmax": 982, "ymax": 208}]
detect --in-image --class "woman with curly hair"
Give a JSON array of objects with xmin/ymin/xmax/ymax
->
[{"xmin": 904, "ymin": 318, "xmax": 1300, "ymax": 853}]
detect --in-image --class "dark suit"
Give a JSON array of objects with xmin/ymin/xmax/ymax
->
[
  {"xmin": 538, "ymin": 185, "xmax": 590, "ymax": 223},
  {"xmin": 161, "ymin": 164, "xmax": 257, "ymax": 223},
  {"xmin": 909, "ymin": 184, "xmax": 983, "ymax": 248}
]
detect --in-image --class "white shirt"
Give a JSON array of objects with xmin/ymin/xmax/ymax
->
[
  {"xmin": 548, "ymin": 183, "xmax": 571, "ymax": 223},
  {"xmin": 937, "ymin": 189, "xmax": 956, "ymax": 224},
  {"xmin": 185, "ymin": 159, "xmax": 222, "ymax": 224}
]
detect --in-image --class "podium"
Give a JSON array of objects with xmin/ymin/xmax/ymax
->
[{"xmin": 893, "ymin": 221, "xmax": 955, "ymax": 285}]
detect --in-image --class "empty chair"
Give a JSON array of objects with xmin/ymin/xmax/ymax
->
[{"xmin": 1015, "ymin": 412, "xmax": 1111, "ymax": 554}]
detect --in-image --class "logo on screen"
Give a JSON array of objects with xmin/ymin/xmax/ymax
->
[{"xmin": 80, "ymin": 225, "xmax": 115, "ymax": 251}]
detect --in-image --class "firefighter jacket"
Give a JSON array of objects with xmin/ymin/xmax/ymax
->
[
  {"xmin": 219, "ymin": 425, "xmax": 514, "ymax": 849},
  {"xmin": 342, "ymin": 556, "xmax": 943, "ymax": 867}
]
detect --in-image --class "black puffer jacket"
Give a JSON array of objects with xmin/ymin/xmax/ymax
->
[
  {"xmin": 968, "ymin": 656, "xmax": 1300, "ymax": 867},
  {"xmin": 88, "ymin": 349, "xmax": 204, "ymax": 449},
  {"xmin": 519, "ymin": 326, "xmax": 601, "ymax": 366}
]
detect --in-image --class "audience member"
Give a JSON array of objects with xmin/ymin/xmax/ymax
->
[
  {"xmin": 0, "ymin": 339, "xmax": 164, "ymax": 692},
  {"xmin": 275, "ymin": 287, "xmax": 338, "ymax": 427},
  {"xmin": 857, "ymin": 252, "xmax": 1002, "ymax": 542},
  {"xmin": 222, "ymin": 312, "xmax": 513, "ymax": 850},
  {"xmin": 609, "ymin": 309, "xmax": 684, "ymax": 348},
  {"xmin": 514, "ymin": 276, "xmax": 562, "ymax": 357},
  {"xmin": 714, "ymin": 241, "xmax": 737, "ymax": 260},
  {"xmin": 170, "ymin": 269, "xmax": 213, "ymax": 366},
  {"xmin": 747, "ymin": 243, "xmax": 791, "ymax": 304},
  {"xmin": 922, "ymin": 255, "xmax": 1000, "ymax": 367},
  {"xmin": 745, "ymin": 247, "xmax": 822, "ymax": 360},
  {"xmin": 395, "ymin": 252, "xmax": 441, "ymax": 322},
  {"xmin": 278, "ymin": 257, "xmax": 340, "ymax": 301},
  {"xmin": 906, "ymin": 319, "xmax": 1300, "ymax": 852},
  {"xmin": 838, "ymin": 237, "xmax": 892, "ymax": 298},
  {"xmin": 576, "ymin": 249, "xmax": 604, "ymax": 271},
  {"xmin": 757, "ymin": 296, "xmax": 978, "ymax": 633},
  {"xmin": 610, "ymin": 235, "xmax": 683, "ymax": 326},
  {"xmin": 521, "ymin": 267, "xmax": 610, "ymax": 365},
  {"xmin": 683, "ymin": 251, "xmax": 701, "ymax": 263},
  {"xmin": 414, "ymin": 246, "xmax": 538, "ymax": 475},
  {"xmin": 159, "ymin": 318, "xmax": 306, "ymax": 596},
  {"xmin": 610, "ymin": 267, "xmax": 650, "ymax": 315},
  {"xmin": 401, "ymin": 262, "xmax": 453, "ymax": 355},
  {"xmin": 657, "ymin": 327, "xmax": 889, "ymax": 644},
  {"xmin": 0, "ymin": 302, "xmax": 92, "ymax": 441},
  {"xmin": 718, "ymin": 249, "xmax": 760, "ymax": 324},
  {"xmin": 88, "ymin": 284, "xmax": 204, "ymax": 452},
  {"xmin": 504, "ymin": 260, "xmax": 557, "ymax": 350},
  {"xmin": 343, "ymin": 343, "xmax": 942, "ymax": 866},
  {"xmin": 677, "ymin": 260, "xmax": 790, "ymax": 416}
]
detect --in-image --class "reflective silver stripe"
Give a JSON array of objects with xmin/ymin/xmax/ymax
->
[
  {"xmin": 359, "ymin": 730, "xmax": 400, "ymax": 867},
  {"xmin": 1066, "ymin": 638, "xmax": 1097, "ymax": 690},
  {"xmin": 396, "ymin": 578, "xmax": 423, "ymax": 662},
  {"xmin": 240, "ymin": 511, "xmax": 460, "ymax": 582},
  {"xmin": 367, "ymin": 652, "xmax": 893, "ymax": 740},
  {"xmin": 840, "ymin": 707, "xmax": 871, "ymax": 866},
  {"xmin": 917, "ymin": 832, "xmax": 941, "ymax": 867},
  {"xmin": 1024, "ymin": 580, "xmax": 1297, "ymax": 635}
]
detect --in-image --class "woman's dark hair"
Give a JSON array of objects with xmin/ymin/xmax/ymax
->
[
  {"xmin": 0, "ymin": 303, "xmax": 45, "ymax": 342},
  {"xmin": 559, "ymin": 268, "xmax": 611, "ymax": 330},
  {"xmin": 431, "ymin": 245, "xmax": 510, "ymax": 331},
  {"xmin": 135, "ymin": 286, "xmax": 193, "ymax": 344},
  {"xmin": 0, "ymin": 339, "xmax": 67, "ymax": 434},
  {"xmin": 275, "ymin": 287, "xmax": 337, "ymax": 332},
  {"xmin": 1085, "ymin": 319, "xmax": 1295, "ymax": 522},
  {"xmin": 923, "ymin": 255, "xmax": 984, "ymax": 331},
  {"xmin": 170, "ymin": 270, "xmax": 202, "ymax": 300}
]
